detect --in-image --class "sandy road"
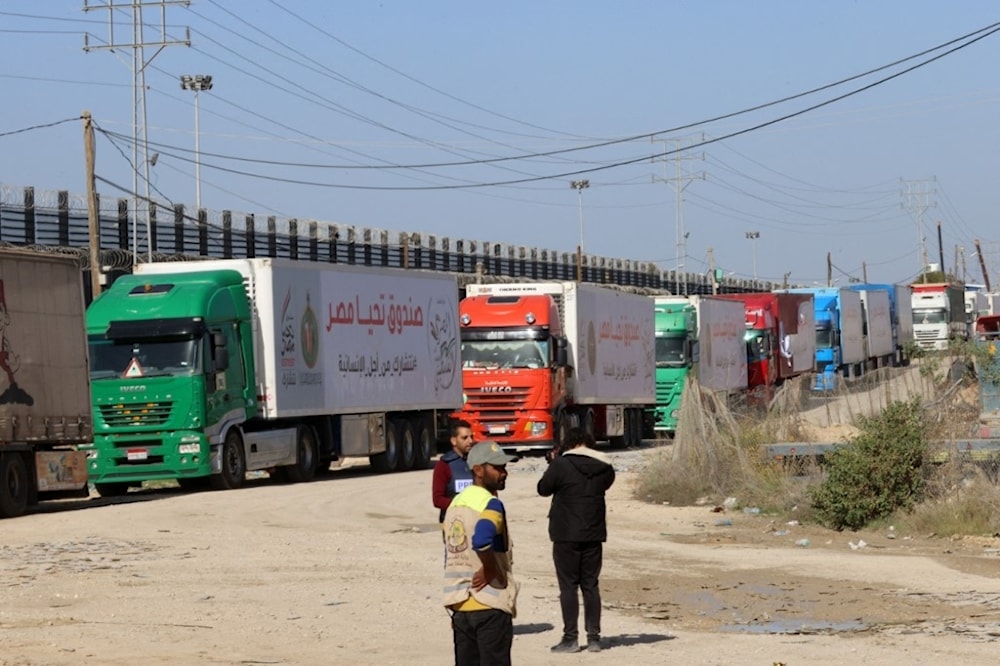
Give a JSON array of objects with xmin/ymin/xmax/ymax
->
[{"xmin": 2, "ymin": 449, "xmax": 1000, "ymax": 665}]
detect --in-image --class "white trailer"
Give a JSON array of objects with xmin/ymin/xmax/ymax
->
[
  {"xmin": 656, "ymin": 295, "xmax": 747, "ymax": 391},
  {"xmin": 894, "ymin": 284, "xmax": 914, "ymax": 356},
  {"xmin": 965, "ymin": 290, "xmax": 989, "ymax": 338},
  {"xmin": 128, "ymin": 259, "xmax": 462, "ymax": 476},
  {"xmin": 0, "ymin": 249, "xmax": 91, "ymax": 517},
  {"xmin": 857, "ymin": 289, "xmax": 894, "ymax": 364},
  {"xmin": 837, "ymin": 289, "xmax": 867, "ymax": 369},
  {"xmin": 467, "ymin": 282, "xmax": 654, "ymax": 404}
]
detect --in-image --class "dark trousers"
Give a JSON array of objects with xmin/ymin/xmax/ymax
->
[
  {"xmin": 552, "ymin": 540, "xmax": 603, "ymax": 642},
  {"xmin": 451, "ymin": 608, "xmax": 513, "ymax": 666}
]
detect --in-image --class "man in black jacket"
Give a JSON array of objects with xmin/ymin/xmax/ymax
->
[{"xmin": 537, "ymin": 427, "xmax": 616, "ymax": 654}]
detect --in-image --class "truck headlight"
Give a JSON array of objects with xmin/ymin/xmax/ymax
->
[
  {"xmin": 528, "ymin": 421, "xmax": 547, "ymax": 436},
  {"xmin": 670, "ymin": 409, "xmax": 680, "ymax": 418}
]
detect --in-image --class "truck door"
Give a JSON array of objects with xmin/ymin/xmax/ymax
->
[{"xmin": 205, "ymin": 326, "xmax": 245, "ymax": 428}]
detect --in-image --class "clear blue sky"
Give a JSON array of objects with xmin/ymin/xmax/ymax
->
[{"xmin": 1, "ymin": 1, "xmax": 998, "ymax": 287}]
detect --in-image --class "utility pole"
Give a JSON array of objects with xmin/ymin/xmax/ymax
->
[
  {"xmin": 653, "ymin": 134, "xmax": 704, "ymax": 296},
  {"xmin": 570, "ymin": 179, "xmax": 589, "ymax": 282},
  {"xmin": 707, "ymin": 246, "xmax": 718, "ymax": 295},
  {"xmin": 83, "ymin": 110, "xmax": 102, "ymax": 298},
  {"xmin": 827, "ymin": 252, "xmax": 833, "ymax": 287},
  {"xmin": 84, "ymin": 1, "xmax": 191, "ymax": 266},
  {"xmin": 862, "ymin": 261, "xmax": 868, "ymax": 283},
  {"xmin": 975, "ymin": 240, "xmax": 992, "ymax": 291},
  {"xmin": 936, "ymin": 221, "xmax": 945, "ymax": 277},
  {"xmin": 901, "ymin": 177, "xmax": 936, "ymax": 283}
]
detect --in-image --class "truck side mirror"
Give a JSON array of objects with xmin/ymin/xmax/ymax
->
[
  {"xmin": 690, "ymin": 340, "xmax": 700, "ymax": 366},
  {"xmin": 555, "ymin": 337, "xmax": 568, "ymax": 366},
  {"xmin": 212, "ymin": 331, "xmax": 230, "ymax": 372}
]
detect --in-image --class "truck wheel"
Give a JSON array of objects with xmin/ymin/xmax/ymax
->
[
  {"xmin": 630, "ymin": 408, "xmax": 644, "ymax": 447},
  {"xmin": 0, "ymin": 453, "xmax": 29, "ymax": 518},
  {"xmin": 583, "ymin": 410, "xmax": 596, "ymax": 440},
  {"xmin": 211, "ymin": 430, "xmax": 246, "ymax": 491},
  {"xmin": 395, "ymin": 420, "xmax": 416, "ymax": 472},
  {"xmin": 285, "ymin": 426, "xmax": 319, "ymax": 484},
  {"xmin": 555, "ymin": 411, "xmax": 570, "ymax": 450},
  {"xmin": 413, "ymin": 418, "xmax": 434, "ymax": 470},
  {"xmin": 370, "ymin": 420, "xmax": 400, "ymax": 473},
  {"xmin": 94, "ymin": 482, "xmax": 130, "ymax": 498}
]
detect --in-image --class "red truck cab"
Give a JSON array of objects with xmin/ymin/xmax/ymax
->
[{"xmin": 454, "ymin": 294, "xmax": 568, "ymax": 449}]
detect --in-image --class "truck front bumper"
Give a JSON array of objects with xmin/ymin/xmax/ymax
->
[{"xmin": 84, "ymin": 430, "xmax": 212, "ymax": 483}]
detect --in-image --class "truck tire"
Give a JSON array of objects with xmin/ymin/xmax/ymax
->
[
  {"xmin": 370, "ymin": 420, "xmax": 400, "ymax": 474},
  {"xmin": 94, "ymin": 482, "xmax": 130, "ymax": 498},
  {"xmin": 413, "ymin": 417, "xmax": 434, "ymax": 470},
  {"xmin": 555, "ymin": 411, "xmax": 570, "ymax": 450},
  {"xmin": 211, "ymin": 430, "xmax": 246, "ymax": 491},
  {"xmin": 285, "ymin": 426, "xmax": 319, "ymax": 484},
  {"xmin": 630, "ymin": 408, "xmax": 644, "ymax": 447},
  {"xmin": 583, "ymin": 409, "xmax": 596, "ymax": 440},
  {"xmin": 395, "ymin": 420, "xmax": 416, "ymax": 472},
  {"xmin": 0, "ymin": 452, "xmax": 30, "ymax": 518}
]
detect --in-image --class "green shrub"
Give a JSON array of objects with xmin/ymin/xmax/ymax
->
[{"xmin": 809, "ymin": 398, "xmax": 929, "ymax": 530}]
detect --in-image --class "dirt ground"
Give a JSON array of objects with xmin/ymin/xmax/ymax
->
[{"xmin": 2, "ymin": 448, "xmax": 1000, "ymax": 665}]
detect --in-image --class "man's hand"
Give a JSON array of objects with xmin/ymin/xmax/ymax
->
[{"xmin": 472, "ymin": 564, "xmax": 506, "ymax": 591}]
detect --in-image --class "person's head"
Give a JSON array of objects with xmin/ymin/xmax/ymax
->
[
  {"xmin": 466, "ymin": 440, "xmax": 514, "ymax": 494},
  {"xmin": 563, "ymin": 427, "xmax": 596, "ymax": 451},
  {"xmin": 449, "ymin": 418, "xmax": 475, "ymax": 457}
]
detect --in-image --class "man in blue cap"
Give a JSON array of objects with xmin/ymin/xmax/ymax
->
[{"xmin": 442, "ymin": 440, "xmax": 518, "ymax": 666}]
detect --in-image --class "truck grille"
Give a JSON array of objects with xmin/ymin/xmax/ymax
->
[
  {"xmin": 99, "ymin": 401, "xmax": 172, "ymax": 427},
  {"xmin": 465, "ymin": 387, "xmax": 532, "ymax": 433},
  {"xmin": 914, "ymin": 329, "xmax": 938, "ymax": 339},
  {"xmin": 655, "ymin": 380, "xmax": 677, "ymax": 403}
]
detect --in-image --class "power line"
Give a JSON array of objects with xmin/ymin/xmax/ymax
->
[{"xmin": 0, "ymin": 116, "xmax": 80, "ymax": 139}]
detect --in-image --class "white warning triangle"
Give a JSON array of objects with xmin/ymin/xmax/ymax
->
[{"xmin": 123, "ymin": 358, "xmax": 144, "ymax": 378}]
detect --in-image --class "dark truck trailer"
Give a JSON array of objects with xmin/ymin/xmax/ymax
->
[{"xmin": 0, "ymin": 249, "xmax": 91, "ymax": 518}]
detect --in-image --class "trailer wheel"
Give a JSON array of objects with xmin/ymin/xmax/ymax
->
[
  {"xmin": 582, "ymin": 409, "xmax": 596, "ymax": 440},
  {"xmin": 285, "ymin": 426, "xmax": 319, "ymax": 484},
  {"xmin": 370, "ymin": 420, "xmax": 400, "ymax": 473},
  {"xmin": 396, "ymin": 420, "xmax": 416, "ymax": 472},
  {"xmin": 630, "ymin": 408, "xmax": 644, "ymax": 447},
  {"xmin": 0, "ymin": 452, "xmax": 29, "ymax": 518},
  {"xmin": 413, "ymin": 417, "xmax": 435, "ymax": 470},
  {"xmin": 211, "ymin": 429, "xmax": 246, "ymax": 491},
  {"xmin": 93, "ymin": 482, "xmax": 130, "ymax": 498}
]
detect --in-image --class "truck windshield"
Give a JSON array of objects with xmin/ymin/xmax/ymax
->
[
  {"xmin": 655, "ymin": 336, "xmax": 686, "ymax": 368},
  {"xmin": 815, "ymin": 326, "xmax": 834, "ymax": 348},
  {"xmin": 461, "ymin": 340, "xmax": 548, "ymax": 369},
  {"xmin": 89, "ymin": 337, "xmax": 201, "ymax": 380},
  {"xmin": 913, "ymin": 308, "xmax": 946, "ymax": 324}
]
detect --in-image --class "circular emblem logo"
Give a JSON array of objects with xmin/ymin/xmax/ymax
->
[{"xmin": 301, "ymin": 295, "xmax": 320, "ymax": 369}]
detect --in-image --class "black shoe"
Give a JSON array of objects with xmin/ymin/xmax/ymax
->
[
  {"xmin": 587, "ymin": 641, "xmax": 602, "ymax": 653},
  {"xmin": 550, "ymin": 639, "xmax": 581, "ymax": 653}
]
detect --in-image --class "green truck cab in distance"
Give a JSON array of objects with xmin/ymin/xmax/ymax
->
[
  {"xmin": 652, "ymin": 300, "xmax": 697, "ymax": 434},
  {"xmin": 84, "ymin": 270, "xmax": 253, "ymax": 495}
]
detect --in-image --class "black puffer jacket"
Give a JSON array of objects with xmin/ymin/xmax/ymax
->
[{"xmin": 537, "ymin": 447, "xmax": 615, "ymax": 543}]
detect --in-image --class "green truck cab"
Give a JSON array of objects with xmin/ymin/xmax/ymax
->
[
  {"xmin": 652, "ymin": 301, "xmax": 696, "ymax": 434},
  {"xmin": 84, "ymin": 270, "xmax": 254, "ymax": 495}
]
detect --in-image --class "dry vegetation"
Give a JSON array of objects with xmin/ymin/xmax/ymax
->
[{"xmin": 636, "ymin": 355, "xmax": 1000, "ymax": 536}]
